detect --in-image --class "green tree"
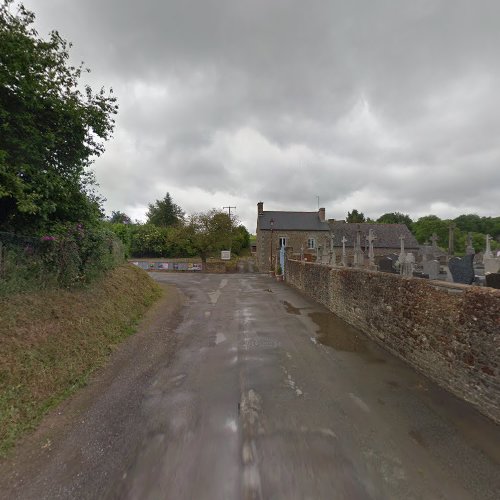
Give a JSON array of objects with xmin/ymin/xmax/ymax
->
[
  {"xmin": 183, "ymin": 210, "xmax": 234, "ymax": 264},
  {"xmin": 376, "ymin": 212, "xmax": 413, "ymax": 228},
  {"xmin": 146, "ymin": 192, "xmax": 184, "ymax": 227},
  {"xmin": 128, "ymin": 224, "xmax": 169, "ymax": 258},
  {"xmin": 453, "ymin": 214, "xmax": 483, "ymax": 233},
  {"xmin": 412, "ymin": 215, "xmax": 449, "ymax": 246},
  {"xmin": 346, "ymin": 209, "xmax": 366, "ymax": 223},
  {"xmin": 231, "ymin": 225, "xmax": 250, "ymax": 255},
  {"xmin": 0, "ymin": 1, "xmax": 117, "ymax": 232},
  {"xmin": 453, "ymin": 214, "xmax": 500, "ymax": 240},
  {"xmin": 108, "ymin": 211, "xmax": 131, "ymax": 224},
  {"xmin": 480, "ymin": 216, "xmax": 500, "ymax": 239}
]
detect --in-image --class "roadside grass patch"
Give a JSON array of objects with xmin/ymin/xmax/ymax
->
[{"xmin": 0, "ymin": 264, "xmax": 162, "ymax": 456}]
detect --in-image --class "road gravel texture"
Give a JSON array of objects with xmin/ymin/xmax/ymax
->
[{"xmin": 1, "ymin": 273, "xmax": 499, "ymax": 499}]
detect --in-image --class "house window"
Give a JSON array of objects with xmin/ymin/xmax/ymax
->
[
  {"xmin": 279, "ymin": 237, "xmax": 287, "ymax": 248},
  {"xmin": 307, "ymin": 238, "xmax": 316, "ymax": 249}
]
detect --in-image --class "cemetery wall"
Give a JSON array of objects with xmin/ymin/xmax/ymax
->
[{"xmin": 285, "ymin": 259, "xmax": 500, "ymax": 423}]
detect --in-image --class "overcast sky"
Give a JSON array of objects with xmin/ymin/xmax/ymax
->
[{"xmin": 24, "ymin": 0, "xmax": 500, "ymax": 231}]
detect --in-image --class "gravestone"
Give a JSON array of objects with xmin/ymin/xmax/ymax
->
[
  {"xmin": 341, "ymin": 236, "xmax": 347, "ymax": 266},
  {"xmin": 421, "ymin": 243, "xmax": 433, "ymax": 262},
  {"xmin": 423, "ymin": 259, "xmax": 440, "ymax": 280},
  {"xmin": 485, "ymin": 273, "xmax": 500, "ymax": 289},
  {"xmin": 401, "ymin": 252, "xmax": 415, "ymax": 277},
  {"xmin": 484, "ymin": 258, "xmax": 500, "ymax": 274},
  {"xmin": 448, "ymin": 254, "xmax": 475, "ymax": 285},
  {"xmin": 329, "ymin": 234, "xmax": 336, "ymax": 266},
  {"xmin": 474, "ymin": 252, "xmax": 484, "ymax": 264},
  {"xmin": 317, "ymin": 244, "xmax": 323, "ymax": 265},
  {"xmin": 353, "ymin": 228, "xmax": 364, "ymax": 267},
  {"xmin": 379, "ymin": 256, "xmax": 397, "ymax": 274},
  {"xmin": 430, "ymin": 233, "xmax": 439, "ymax": 250},
  {"xmin": 466, "ymin": 232, "xmax": 475, "ymax": 255},
  {"xmin": 366, "ymin": 229, "xmax": 377, "ymax": 268},
  {"xmin": 412, "ymin": 271, "xmax": 429, "ymax": 279},
  {"xmin": 398, "ymin": 235, "xmax": 406, "ymax": 262},
  {"xmin": 448, "ymin": 223, "xmax": 456, "ymax": 257},
  {"xmin": 483, "ymin": 234, "xmax": 494, "ymax": 261}
]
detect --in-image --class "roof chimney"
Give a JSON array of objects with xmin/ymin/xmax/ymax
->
[
  {"xmin": 318, "ymin": 207, "xmax": 325, "ymax": 222},
  {"xmin": 257, "ymin": 201, "xmax": 264, "ymax": 216}
]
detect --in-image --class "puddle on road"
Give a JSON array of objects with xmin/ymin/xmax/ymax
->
[
  {"xmin": 308, "ymin": 311, "xmax": 367, "ymax": 353},
  {"xmin": 282, "ymin": 300, "xmax": 301, "ymax": 315},
  {"xmin": 409, "ymin": 429, "xmax": 428, "ymax": 449}
]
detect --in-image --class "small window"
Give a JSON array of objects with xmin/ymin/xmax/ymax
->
[
  {"xmin": 279, "ymin": 236, "xmax": 287, "ymax": 248},
  {"xmin": 307, "ymin": 238, "xmax": 316, "ymax": 249}
]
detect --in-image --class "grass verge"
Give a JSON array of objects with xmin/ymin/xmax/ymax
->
[{"xmin": 0, "ymin": 264, "xmax": 162, "ymax": 456}]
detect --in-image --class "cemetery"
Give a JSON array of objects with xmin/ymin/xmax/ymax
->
[{"xmin": 256, "ymin": 201, "xmax": 500, "ymax": 287}]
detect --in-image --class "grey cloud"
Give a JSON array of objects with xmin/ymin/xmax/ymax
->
[{"xmin": 23, "ymin": 0, "xmax": 500, "ymax": 229}]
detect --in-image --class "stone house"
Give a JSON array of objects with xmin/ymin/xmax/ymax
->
[{"xmin": 256, "ymin": 202, "xmax": 419, "ymax": 271}]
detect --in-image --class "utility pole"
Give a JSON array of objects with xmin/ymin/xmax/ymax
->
[
  {"xmin": 223, "ymin": 206, "xmax": 236, "ymax": 218},
  {"xmin": 223, "ymin": 206, "xmax": 236, "ymax": 253}
]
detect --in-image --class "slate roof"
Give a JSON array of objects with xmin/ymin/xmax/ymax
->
[
  {"xmin": 329, "ymin": 222, "xmax": 419, "ymax": 249},
  {"xmin": 258, "ymin": 211, "xmax": 329, "ymax": 231}
]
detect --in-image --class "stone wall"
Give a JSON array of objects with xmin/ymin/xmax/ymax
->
[{"xmin": 285, "ymin": 259, "xmax": 500, "ymax": 422}]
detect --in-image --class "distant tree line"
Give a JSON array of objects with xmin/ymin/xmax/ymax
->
[
  {"xmin": 106, "ymin": 193, "xmax": 250, "ymax": 262},
  {"xmin": 345, "ymin": 210, "xmax": 500, "ymax": 254}
]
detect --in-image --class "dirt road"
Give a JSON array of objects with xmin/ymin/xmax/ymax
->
[{"xmin": 1, "ymin": 274, "xmax": 499, "ymax": 499}]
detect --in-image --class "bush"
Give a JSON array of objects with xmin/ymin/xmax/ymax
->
[{"xmin": 0, "ymin": 224, "xmax": 124, "ymax": 295}]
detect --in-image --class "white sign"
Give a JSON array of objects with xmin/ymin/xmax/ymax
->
[{"xmin": 221, "ymin": 250, "xmax": 231, "ymax": 260}]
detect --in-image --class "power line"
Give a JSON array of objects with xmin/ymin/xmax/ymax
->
[{"xmin": 223, "ymin": 206, "xmax": 236, "ymax": 218}]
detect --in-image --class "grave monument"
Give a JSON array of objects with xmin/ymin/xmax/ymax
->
[
  {"xmin": 341, "ymin": 236, "xmax": 347, "ymax": 267},
  {"xmin": 448, "ymin": 254, "xmax": 475, "ymax": 285}
]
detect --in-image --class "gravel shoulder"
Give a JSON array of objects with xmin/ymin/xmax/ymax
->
[{"xmin": 0, "ymin": 282, "xmax": 185, "ymax": 499}]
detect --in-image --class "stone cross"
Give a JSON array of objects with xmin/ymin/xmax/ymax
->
[
  {"xmin": 431, "ymin": 233, "xmax": 439, "ymax": 248},
  {"xmin": 329, "ymin": 234, "xmax": 336, "ymax": 266},
  {"xmin": 448, "ymin": 223, "xmax": 456, "ymax": 256},
  {"xmin": 484, "ymin": 234, "xmax": 493, "ymax": 259},
  {"xmin": 465, "ymin": 232, "xmax": 475, "ymax": 255},
  {"xmin": 421, "ymin": 241, "xmax": 430, "ymax": 262},
  {"xmin": 317, "ymin": 244, "xmax": 323, "ymax": 264},
  {"xmin": 353, "ymin": 228, "xmax": 364, "ymax": 267},
  {"xmin": 341, "ymin": 236, "xmax": 347, "ymax": 266},
  {"xmin": 399, "ymin": 234, "xmax": 406, "ymax": 260},
  {"xmin": 367, "ymin": 229, "xmax": 376, "ymax": 265},
  {"xmin": 396, "ymin": 235, "xmax": 407, "ymax": 274}
]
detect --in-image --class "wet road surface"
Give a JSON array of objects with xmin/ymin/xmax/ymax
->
[{"xmin": 1, "ymin": 273, "xmax": 499, "ymax": 499}]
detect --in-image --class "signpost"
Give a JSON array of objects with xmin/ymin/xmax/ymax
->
[{"xmin": 221, "ymin": 250, "xmax": 231, "ymax": 260}]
